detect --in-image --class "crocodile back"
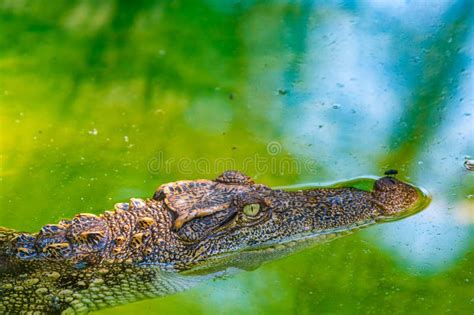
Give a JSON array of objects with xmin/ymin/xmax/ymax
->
[{"xmin": 0, "ymin": 226, "xmax": 201, "ymax": 314}]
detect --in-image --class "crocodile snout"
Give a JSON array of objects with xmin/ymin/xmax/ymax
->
[{"xmin": 372, "ymin": 176, "xmax": 421, "ymax": 217}]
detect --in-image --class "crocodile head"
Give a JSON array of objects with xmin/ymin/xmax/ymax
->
[{"xmin": 154, "ymin": 171, "xmax": 423, "ymax": 271}]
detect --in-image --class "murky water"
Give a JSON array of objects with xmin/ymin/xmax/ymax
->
[{"xmin": 0, "ymin": 1, "xmax": 473, "ymax": 314}]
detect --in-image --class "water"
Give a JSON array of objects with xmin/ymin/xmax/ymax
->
[{"xmin": 0, "ymin": 1, "xmax": 473, "ymax": 314}]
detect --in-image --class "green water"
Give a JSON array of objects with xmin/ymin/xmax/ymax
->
[{"xmin": 0, "ymin": 1, "xmax": 473, "ymax": 314}]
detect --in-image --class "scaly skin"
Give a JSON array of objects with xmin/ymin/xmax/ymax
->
[{"xmin": 0, "ymin": 171, "xmax": 425, "ymax": 314}]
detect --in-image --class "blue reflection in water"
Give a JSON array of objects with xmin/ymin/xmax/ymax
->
[
  {"xmin": 372, "ymin": 59, "xmax": 473, "ymax": 273},
  {"xmin": 369, "ymin": 199, "xmax": 472, "ymax": 274},
  {"xmin": 270, "ymin": 1, "xmax": 473, "ymax": 273}
]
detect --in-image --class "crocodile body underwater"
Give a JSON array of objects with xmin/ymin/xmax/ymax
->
[{"xmin": 0, "ymin": 171, "xmax": 428, "ymax": 314}]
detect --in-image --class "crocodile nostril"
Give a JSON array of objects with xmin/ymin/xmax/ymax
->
[{"xmin": 383, "ymin": 177, "xmax": 397, "ymax": 185}]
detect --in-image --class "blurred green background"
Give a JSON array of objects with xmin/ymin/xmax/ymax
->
[{"xmin": 0, "ymin": 0, "xmax": 473, "ymax": 314}]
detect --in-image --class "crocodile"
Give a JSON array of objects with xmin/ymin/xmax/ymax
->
[{"xmin": 0, "ymin": 170, "xmax": 427, "ymax": 314}]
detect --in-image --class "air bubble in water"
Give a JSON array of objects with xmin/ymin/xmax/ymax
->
[{"xmin": 88, "ymin": 128, "xmax": 98, "ymax": 136}]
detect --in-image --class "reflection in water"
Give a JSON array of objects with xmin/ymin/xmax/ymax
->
[
  {"xmin": 372, "ymin": 198, "xmax": 472, "ymax": 274},
  {"xmin": 266, "ymin": 1, "xmax": 474, "ymax": 273},
  {"xmin": 0, "ymin": 0, "xmax": 472, "ymax": 314}
]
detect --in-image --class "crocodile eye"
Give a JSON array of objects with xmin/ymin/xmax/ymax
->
[{"xmin": 243, "ymin": 203, "xmax": 260, "ymax": 216}]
